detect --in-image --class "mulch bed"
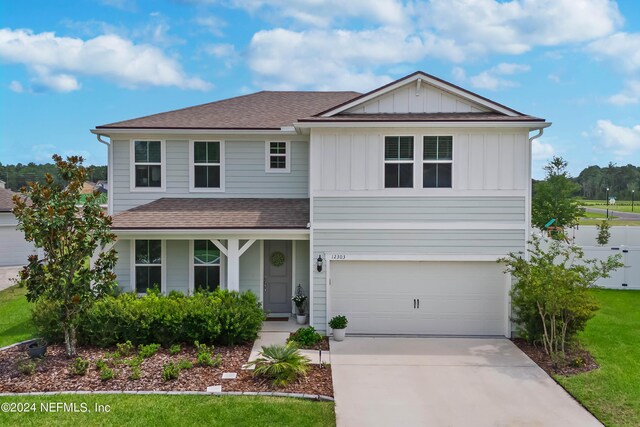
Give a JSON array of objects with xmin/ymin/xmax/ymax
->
[
  {"xmin": 0, "ymin": 342, "xmax": 333, "ymax": 397},
  {"xmin": 512, "ymin": 338, "xmax": 599, "ymax": 376},
  {"xmin": 288, "ymin": 335, "xmax": 331, "ymax": 352}
]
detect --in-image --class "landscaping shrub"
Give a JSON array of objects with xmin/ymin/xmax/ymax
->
[
  {"xmin": 129, "ymin": 366, "xmax": 141, "ymax": 380},
  {"xmin": 178, "ymin": 359, "xmax": 193, "ymax": 370},
  {"xmin": 99, "ymin": 367, "xmax": 114, "ymax": 381},
  {"xmin": 251, "ymin": 343, "xmax": 310, "ymax": 387},
  {"xmin": 194, "ymin": 341, "xmax": 215, "ymax": 367},
  {"xmin": 17, "ymin": 359, "xmax": 37, "ymax": 376},
  {"xmin": 116, "ymin": 341, "xmax": 135, "ymax": 357},
  {"xmin": 32, "ymin": 290, "xmax": 264, "ymax": 347},
  {"xmin": 288, "ymin": 327, "xmax": 322, "ymax": 348},
  {"xmin": 138, "ymin": 343, "xmax": 161, "ymax": 359},
  {"xmin": 161, "ymin": 362, "xmax": 180, "ymax": 381},
  {"xmin": 71, "ymin": 358, "xmax": 90, "ymax": 376},
  {"xmin": 169, "ymin": 344, "xmax": 182, "ymax": 355}
]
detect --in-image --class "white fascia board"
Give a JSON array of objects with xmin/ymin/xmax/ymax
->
[
  {"xmin": 295, "ymin": 121, "xmax": 551, "ymax": 130},
  {"xmin": 320, "ymin": 73, "xmax": 519, "ymax": 117},
  {"xmin": 324, "ymin": 253, "xmax": 505, "ymax": 262},
  {"xmin": 313, "ymin": 222, "xmax": 527, "ymax": 230},
  {"xmin": 113, "ymin": 229, "xmax": 310, "ymax": 240},
  {"xmin": 90, "ymin": 128, "xmax": 299, "ymax": 136}
]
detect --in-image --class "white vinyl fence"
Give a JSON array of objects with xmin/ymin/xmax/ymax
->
[
  {"xmin": 581, "ymin": 246, "xmax": 640, "ymax": 289},
  {"xmin": 568, "ymin": 226, "xmax": 640, "ymax": 247}
]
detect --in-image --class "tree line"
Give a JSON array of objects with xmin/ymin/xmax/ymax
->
[
  {"xmin": 574, "ymin": 163, "xmax": 639, "ymax": 201},
  {"xmin": 0, "ymin": 162, "xmax": 107, "ymax": 191}
]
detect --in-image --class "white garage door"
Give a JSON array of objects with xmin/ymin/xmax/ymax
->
[
  {"xmin": 0, "ymin": 226, "xmax": 36, "ymax": 267},
  {"xmin": 329, "ymin": 261, "xmax": 508, "ymax": 336}
]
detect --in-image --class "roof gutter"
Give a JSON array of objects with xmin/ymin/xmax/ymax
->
[
  {"xmin": 90, "ymin": 128, "xmax": 299, "ymax": 136},
  {"xmin": 94, "ymin": 133, "xmax": 113, "ymax": 216},
  {"xmin": 294, "ymin": 121, "xmax": 552, "ymax": 130}
]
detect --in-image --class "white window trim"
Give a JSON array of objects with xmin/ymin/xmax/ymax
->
[
  {"xmin": 189, "ymin": 140, "xmax": 225, "ymax": 193},
  {"xmin": 131, "ymin": 239, "xmax": 166, "ymax": 294},
  {"xmin": 189, "ymin": 239, "xmax": 223, "ymax": 293},
  {"xmin": 265, "ymin": 141, "xmax": 291, "ymax": 173},
  {"xmin": 382, "ymin": 135, "xmax": 415, "ymax": 189},
  {"xmin": 421, "ymin": 134, "xmax": 454, "ymax": 189},
  {"xmin": 129, "ymin": 140, "xmax": 166, "ymax": 192}
]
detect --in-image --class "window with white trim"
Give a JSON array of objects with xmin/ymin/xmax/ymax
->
[
  {"xmin": 384, "ymin": 136, "xmax": 414, "ymax": 188},
  {"xmin": 134, "ymin": 141, "xmax": 162, "ymax": 188},
  {"xmin": 266, "ymin": 141, "xmax": 290, "ymax": 172},
  {"xmin": 134, "ymin": 240, "xmax": 161, "ymax": 293},
  {"xmin": 193, "ymin": 141, "xmax": 221, "ymax": 188},
  {"xmin": 423, "ymin": 136, "xmax": 453, "ymax": 188},
  {"xmin": 193, "ymin": 240, "xmax": 220, "ymax": 292}
]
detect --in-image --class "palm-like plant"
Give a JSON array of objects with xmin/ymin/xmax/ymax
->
[{"xmin": 251, "ymin": 343, "xmax": 310, "ymax": 387}]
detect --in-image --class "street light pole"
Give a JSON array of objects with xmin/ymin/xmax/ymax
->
[
  {"xmin": 606, "ymin": 187, "xmax": 610, "ymax": 220},
  {"xmin": 633, "ymin": 190, "xmax": 635, "ymax": 212}
]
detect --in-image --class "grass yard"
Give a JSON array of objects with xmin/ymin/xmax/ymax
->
[
  {"xmin": 578, "ymin": 219, "xmax": 640, "ymax": 226},
  {"xmin": 556, "ymin": 289, "xmax": 640, "ymax": 427},
  {"xmin": 580, "ymin": 202, "xmax": 638, "ymax": 213},
  {"xmin": 580, "ymin": 211, "xmax": 616, "ymax": 220},
  {"xmin": 0, "ymin": 395, "xmax": 335, "ymax": 427},
  {"xmin": 0, "ymin": 285, "xmax": 36, "ymax": 347}
]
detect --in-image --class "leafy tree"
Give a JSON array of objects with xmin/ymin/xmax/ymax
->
[
  {"xmin": 499, "ymin": 235, "xmax": 622, "ymax": 359},
  {"xmin": 596, "ymin": 220, "xmax": 611, "ymax": 246},
  {"xmin": 532, "ymin": 157, "xmax": 583, "ymax": 238},
  {"xmin": 12, "ymin": 155, "xmax": 117, "ymax": 357}
]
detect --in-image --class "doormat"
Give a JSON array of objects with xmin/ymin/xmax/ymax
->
[{"xmin": 265, "ymin": 317, "xmax": 289, "ymax": 322}]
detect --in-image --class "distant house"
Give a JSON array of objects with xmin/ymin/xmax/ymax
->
[
  {"xmin": 81, "ymin": 181, "xmax": 97, "ymax": 194},
  {"xmin": 0, "ymin": 187, "xmax": 36, "ymax": 267}
]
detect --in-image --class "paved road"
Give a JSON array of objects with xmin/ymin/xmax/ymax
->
[
  {"xmin": 584, "ymin": 207, "xmax": 640, "ymax": 220},
  {"xmin": 331, "ymin": 337, "xmax": 602, "ymax": 427}
]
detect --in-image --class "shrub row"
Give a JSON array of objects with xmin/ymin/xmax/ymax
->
[{"xmin": 32, "ymin": 290, "xmax": 264, "ymax": 347}]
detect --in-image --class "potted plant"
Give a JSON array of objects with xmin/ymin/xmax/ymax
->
[
  {"xmin": 292, "ymin": 293, "xmax": 308, "ymax": 324},
  {"xmin": 329, "ymin": 315, "xmax": 348, "ymax": 341},
  {"xmin": 26, "ymin": 338, "xmax": 48, "ymax": 359}
]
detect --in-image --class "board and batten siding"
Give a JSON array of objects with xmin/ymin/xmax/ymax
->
[
  {"xmin": 311, "ymin": 229, "xmax": 524, "ymax": 332},
  {"xmin": 310, "ymin": 129, "xmax": 528, "ymax": 193},
  {"xmin": 111, "ymin": 139, "xmax": 309, "ymax": 213},
  {"xmin": 313, "ymin": 196, "xmax": 525, "ymax": 223}
]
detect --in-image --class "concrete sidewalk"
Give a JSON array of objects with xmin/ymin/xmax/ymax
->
[
  {"xmin": 0, "ymin": 266, "xmax": 21, "ymax": 291},
  {"xmin": 331, "ymin": 337, "xmax": 601, "ymax": 427}
]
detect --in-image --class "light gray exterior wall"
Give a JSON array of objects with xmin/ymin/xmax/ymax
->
[
  {"xmin": 313, "ymin": 196, "xmax": 525, "ymax": 223},
  {"xmin": 295, "ymin": 240, "xmax": 310, "ymax": 301},
  {"xmin": 111, "ymin": 139, "xmax": 309, "ymax": 213},
  {"xmin": 0, "ymin": 212, "xmax": 36, "ymax": 267},
  {"xmin": 311, "ymin": 229, "xmax": 524, "ymax": 332},
  {"xmin": 113, "ymin": 239, "xmax": 131, "ymax": 291},
  {"xmin": 239, "ymin": 241, "xmax": 261, "ymax": 297},
  {"xmin": 166, "ymin": 240, "xmax": 189, "ymax": 294}
]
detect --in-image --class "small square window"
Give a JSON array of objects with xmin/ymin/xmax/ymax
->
[
  {"xmin": 266, "ymin": 142, "xmax": 289, "ymax": 172},
  {"xmin": 193, "ymin": 141, "xmax": 222, "ymax": 189}
]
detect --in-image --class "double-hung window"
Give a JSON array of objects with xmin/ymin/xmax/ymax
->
[
  {"xmin": 423, "ymin": 136, "xmax": 453, "ymax": 188},
  {"xmin": 134, "ymin": 141, "xmax": 162, "ymax": 188},
  {"xmin": 193, "ymin": 141, "xmax": 222, "ymax": 189},
  {"xmin": 134, "ymin": 240, "xmax": 162, "ymax": 293},
  {"xmin": 384, "ymin": 136, "xmax": 414, "ymax": 188},
  {"xmin": 193, "ymin": 240, "xmax": 220, "ymax": 292},
  {"xmin": 266, "ymin": 141, "xmax": 290, "ymax": 172}
]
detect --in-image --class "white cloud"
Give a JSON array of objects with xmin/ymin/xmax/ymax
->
[
  {"xmin": 607, "ymin": 80, "xmax": 640, "ymax": 106},
  {"xmin": 593, "ymin": 120, "xmax": 640, "ymax": 157},
  {"xmin": 419, "ymin": 0, "xmax": 622, "ymax": 57},
  {"xmin": 204, "ymin": 43, "xmax": 240, "ymax": 68},
  {"xmin": 101, "ymin": 0, "xmax": 137, "ymax": 12},
  {"xmin": 194, "ymin": 16, "xmax": 227, "ymax": 37},
  {"xmin": 588, "ymin": 32, "xmax": 640, "ymax": 74},
  {"xmin": 457, "ymin": 62, "xmax": 530, "ymax": 91},
  {"xmin": 0, "ymin": 28, "xmax": 211, "ymax": 92},
  {"xmin": 532, "ymin": 139, "xmax": 555, "ymax": 160},
  {"xmin": 8, "ymin": 80, "xmax": 24, "ymax": 93}
]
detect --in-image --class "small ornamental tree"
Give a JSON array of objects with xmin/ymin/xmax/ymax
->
[
  {"xmin": 13, "ymin": 155, "xmax": 117, "ymax": 357},
  {"xmin": 499, "ymin": 235, "xmax": 622, "ymax": 359},
  {"xmin": 596, "ymin": 220, "xmax": 611, "ymax": 246}
]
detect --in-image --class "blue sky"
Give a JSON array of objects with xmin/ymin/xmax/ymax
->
[{"xmin": 1, "ymin": 0, "xmax": 639, "ymax": 178}]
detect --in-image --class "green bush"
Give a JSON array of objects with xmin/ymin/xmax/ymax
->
[
  {"xmin": 71, "ymin": 358, "xmax": 90, "ymax": 376},
  {"xmin": 17, "ymin": 359, "xmax": 37, "ymax": 376},
  {"xmin": 288, "ymin": 327, "xmax": 322, "ymax": 348},
  {"xmin": 116, "ymin": 341, "xmax": 135, "ymax": 357},
  {"xmin": 194, "ymin": 341, "xmax": 215, "ymax": 366},
  {"xmin": 328, "ymin": 315, "xmax": 348, "ymax": 330},
  {"xmin": 95, "ymin": 359, "xmax": 108, "ymax": 371},
  {"xmin": 169, "ymin": 344, "xmax": 182, "ymax": 355},
  {"xmin": 161, "ymin": 362, "xmax": 180, "ymax": 381},
  {"xmin": 178, "ymin": 359, "xmax": 193, "ymax": 370},
  {"xmin": 129, "ymin": 366, "xmax": 141, "ymax": 380},
  {"xmin": 32, "ymin": 290, "xmax": 264, "ymax": 347},
  {"xmin": 99, "ymin": 367, "xmax": 114, "ymax": 381},
  {"xmin": 138, "ymin": 343, "xmax": 161, "ymax": 359},
  {"xmin": 251, "ymin": 343, "xmax": 310, "ymax": 387}
]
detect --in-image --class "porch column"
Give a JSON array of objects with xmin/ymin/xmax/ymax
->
[{"xmin": 227, "ymin": 238, "xmax": 240, "ymax": 292}]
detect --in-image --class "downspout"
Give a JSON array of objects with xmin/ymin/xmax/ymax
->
[
  {"xmin": 526, "ymin": 128, "xmax": 545, "ymax": 256},
  {"xmin": 95, "ymin": 134, "xmax": 113, "ymax": 216}
]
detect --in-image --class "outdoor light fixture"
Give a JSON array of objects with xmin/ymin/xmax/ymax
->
[
  {"xmin": 606, "ymin": 187, "xmax": 610, "ymax": 220},
  {"xmin": 316, "ymin": 255, "xmax": 323, "ymax": 272},
  {"xmin": 633, "ymin": 190, "xmax": 635, "ymax": 213}
]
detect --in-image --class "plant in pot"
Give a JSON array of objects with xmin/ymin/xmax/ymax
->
[
  {"xmin": 292, "ymin": 291, "xmax": 308, "ymax": 325},
  {"xmin": 329, "ymin": 315, "xmax": 348, "ymax": 341},
  {"xmin": 26, "ymin": 338, "xmax": 48, "ymax": 359}
]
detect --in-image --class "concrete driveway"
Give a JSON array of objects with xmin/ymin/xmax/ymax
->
[{"xmin": 331, "ymin": 337, "xmax": 601, "ymax": 427}]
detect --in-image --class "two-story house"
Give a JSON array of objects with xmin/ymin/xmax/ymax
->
[{"xmin": 92, "ymin": 71, "xmax": 549, "ymax": 336}]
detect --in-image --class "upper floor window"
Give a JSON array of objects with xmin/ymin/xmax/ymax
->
[
  {"xmin": 423, "ymin": 136, "xmax": 453, "ymax": 188},
  {"xmin": 134, "ymin": 141, "xmax": 162, "ymax": 188},
  {"xmin": 192, "ymin": 141, "xmax": 222, "ymax": 189},
  {"xmin": 266, "ymin": 141, "xmax": 290, "ymax": 173},
  {"xmin": 134, "ymin": 240, "xmax": 162, "ymax": 293},
  {"xmin": 384, "ymin": 136, "xmax": 414, "ymax": 188}
]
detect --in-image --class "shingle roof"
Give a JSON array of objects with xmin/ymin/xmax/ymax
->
[
  {"xmin": 96, "ymin": 91, "xmax": 361, "ymax": 130},
  {"xmin": 0, "ymin": 188, "xmax": 16, "ymax": 212},
  {"xmin": 298, "ymin": 112, "xmax": 545, "ymax": 122},
  {"xmin": 111, "ymin": 198, "xmax": 310, "ymax": 230}
]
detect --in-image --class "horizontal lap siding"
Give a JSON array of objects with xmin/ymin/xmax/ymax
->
[
  {"xmin": 313, "ymin": 196, "xmax": 525, "ymax": 223},
  {"xmin": 112, "ymin": 139, "xmax": 309, "ymax": 213},
  {"xmin": 311, "ymin": 229, "xmax": 524, "ymax": 332},
  {"xmin": 239, "ymin": 242, "xmax": 260, "ymax": 297}
]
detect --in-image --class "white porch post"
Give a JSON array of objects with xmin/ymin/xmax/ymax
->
[{"xmin": 227, "ymin": 238, "xmax": 240, "ymax": 292}]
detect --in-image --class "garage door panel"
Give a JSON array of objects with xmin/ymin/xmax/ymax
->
[{"xmin": 329, "ymin": 261, "xmax": 506, "ymax": 336}]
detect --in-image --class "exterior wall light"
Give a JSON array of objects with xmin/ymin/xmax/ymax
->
[{"xmin": 316, "ymin": 255, "xmax": 323, "ymax": 272}]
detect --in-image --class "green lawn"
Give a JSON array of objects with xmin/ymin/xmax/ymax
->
[
  {"xmin": 0, "ymin": 395, "xmax": 335, "ymax": 427},
  {"xmin": 581, "ymin": 203, "xmax": 639, "ymax": 214},
  {"xmin": 578, "ymin": 219, "xmax": 640, "ymax": 226},
  {"xmin": 0, "ymin": 285, "xmax": 36, "ymax": 347},
  {"xmin": 556, "ymin": 289, "xmax": 640, "ymax": 427}
]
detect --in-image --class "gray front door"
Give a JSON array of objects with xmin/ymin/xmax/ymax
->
[{"xmin": 264, "ymin": 240, "xmax": 292, "ymax": 314}]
